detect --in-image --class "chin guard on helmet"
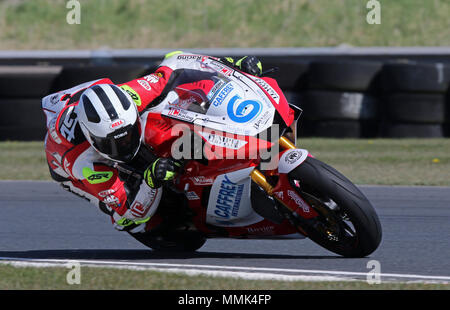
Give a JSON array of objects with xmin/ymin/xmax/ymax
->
[{"xmin": 90, "ymin": 121, "xmax": 142, "ymax": 162}]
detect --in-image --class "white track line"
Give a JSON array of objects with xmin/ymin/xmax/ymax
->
[
  {"xmin": 0, "ymin": 257, "xmax": 449, "ymax": 284},
  {"xmin": 0, "ymin": 259, "xmax": 348, "ymax": 282}
]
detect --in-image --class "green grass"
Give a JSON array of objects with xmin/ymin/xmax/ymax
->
[
  {"xmin": 0, "ymin": 141, "xmax": 48, "ymax": 180},
  {"xmin": 1, "ymin": 139, "xmax": 450, "ymax": 186},
  {"xmin": 0, "ymin": 0, "xmax": 449, "ymax": 50},
  {"xmin": 0, "ymin": 264, "xmax": 448, "ymax": 290}
]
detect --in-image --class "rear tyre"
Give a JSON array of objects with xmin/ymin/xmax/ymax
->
[{"xmin": 288, "ymin": 157, "xmax": 382, "ymax": 257}]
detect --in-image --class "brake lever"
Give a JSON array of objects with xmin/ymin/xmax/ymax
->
[{"xmin": 261, "ymin": 67, "xmax": 279, "ymax": 76}]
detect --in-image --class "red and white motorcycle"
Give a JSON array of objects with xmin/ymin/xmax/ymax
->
[{"xmin": 121, "ymin": 55, "xmax": 382, "ymax": 258}]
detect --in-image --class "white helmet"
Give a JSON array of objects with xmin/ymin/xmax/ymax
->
[{"xmin": 76, "ymin": 84, "xmax": 141, "ymax": 163}]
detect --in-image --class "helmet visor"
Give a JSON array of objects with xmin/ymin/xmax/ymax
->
[{"xmin": 90, "ymin": 121, "xmax": 141, "ymax": 162}]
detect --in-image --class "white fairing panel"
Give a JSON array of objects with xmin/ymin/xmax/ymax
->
[
  {"xmin": 206, "ymin": 167, "xmax": 264, "ymax": 227},
  {"xmin": 158, "ymin": 54, "xmax": 276, "ymax": 137}
]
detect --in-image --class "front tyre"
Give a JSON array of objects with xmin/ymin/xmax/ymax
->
[{"xmin": 288, "ymin": 157, "xmax": 382, "ymax": 257}]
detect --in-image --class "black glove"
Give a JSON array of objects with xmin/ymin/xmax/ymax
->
[
  {"xmin": 220, "ymin": 55, "xmax": 263, "ymax": 76},
  {"xmin": 143, "ymin": 158, "xmax": 181, "ymax": 189}
]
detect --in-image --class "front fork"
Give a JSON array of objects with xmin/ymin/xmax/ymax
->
[
  {"xmin": 250, "ymin": 135, "xmax": 296, "ymax": 196},
  {"xmin": 250, "ymin": 136, "xmax": 317, "ymax": 235}
]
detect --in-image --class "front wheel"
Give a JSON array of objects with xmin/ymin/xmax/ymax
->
[{"xmin": 288, "ymin": 157, "xmax": 382, "ymax": 257}]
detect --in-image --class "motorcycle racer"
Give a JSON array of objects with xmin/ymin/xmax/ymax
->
[{"xmin": 42, "ymin": 51, "xmax": 263, "ymax": 233}]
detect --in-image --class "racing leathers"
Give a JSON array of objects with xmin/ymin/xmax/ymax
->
[{"xmin": 43, "ymin": 51, "xmax": 262, "ymax": 233}]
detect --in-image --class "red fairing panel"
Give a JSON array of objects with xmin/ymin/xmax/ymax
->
[{"xmin": 252, "ymin": 76, "xmax": 294, "ymax": 126}]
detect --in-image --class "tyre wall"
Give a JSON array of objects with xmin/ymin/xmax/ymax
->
[{"xmin": 0, "ymin": 48, "xmax": 449, "ymax": 140}]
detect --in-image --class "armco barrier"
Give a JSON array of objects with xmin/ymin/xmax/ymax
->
[
  {"xmin": 0, "ymin": 47, "xmax": 449, "ymax": 140},
  {"xmin": 0, "ymin": 66, "xmax": 62, "ymax": 98}
]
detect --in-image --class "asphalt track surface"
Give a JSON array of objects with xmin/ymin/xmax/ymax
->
[{"xmin": 0, "ymin": 181, "xmax": 449, "ymax": 283}]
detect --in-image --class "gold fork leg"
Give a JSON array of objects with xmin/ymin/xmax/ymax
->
[{"xmin": 250, "ymin": 136, "xmax": 296, "ymax": 193}]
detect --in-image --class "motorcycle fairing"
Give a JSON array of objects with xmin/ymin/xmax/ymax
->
[
  {"xmin": 157, "ymin": 55, "xmax": 293, "ymax": 137},
  {"xmin": 138, "ymin": 53, "xmax": 318, "ymax": 236},
  {"xmin": 206, "ymin": 167, "xmax": 264, "ymax": 227}
]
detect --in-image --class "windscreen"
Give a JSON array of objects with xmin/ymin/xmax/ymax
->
[
  {"xmin": 160, "ymin": 64, "xmax": 277, "ymax": 137},
  {"xmin": 172, "ymin": 72, "xmax": 232, "ymax": 115}
]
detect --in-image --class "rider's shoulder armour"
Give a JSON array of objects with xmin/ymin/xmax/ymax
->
[{"xmin": 42, "ymin": 78, "xmax": 113, "ymax": 146}]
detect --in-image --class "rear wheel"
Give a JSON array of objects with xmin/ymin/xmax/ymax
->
[
  {"xmin": 288, "ymin": 157, "xmax": 382, "ymax": 257},
  {"xmin": 129, "ymin": 188, "xmax": 207, "ymax": 252}
]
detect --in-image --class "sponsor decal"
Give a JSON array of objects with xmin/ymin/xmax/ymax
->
[
  {"xmin": 186, "ymin": 191, "xmax": 200, "ymax": 200},
  {"xmin": 168, "ymin": 97, "xmax": 195, "ymax": 109},
  {"xmin": 50, "ymin": 93, "xmax": 60, "ymax": 105},
  {"xmin": 201, "ymin": 132, "xmax": 247, "ymax": 150},
  {"xmin": 247, "ymin": 226, "xmax": 275, "ymax": 235},
  {"xmin": 113, "ymin": 131, "xmax": 127, "ymax": 139},
  {"xmin": 253, "ymin": 110, "xmax": 271, "ymax": 130},
  {"xmin": 287, "ymin": 190, "xmax": 310, "ymax": 213},
  {"xmin": 207, "ymin": 79, "xmax": 226, "ymax": 101},
  {"xmin": 177, "ymin": 55, "xmax": 202, "ymax": 61},
  {"xmin": 143, "ymin": 74, "xmax": 160, "ymax": 84},
  {"xmin": 166, "ymin": 108, "xmax": 194, "ymax": 122},
  {"xmin": 214, "ymin": 175, "xmax": 245, "ymax": 218},
  {"xmin": 168, "ymin": 108, "xmax": 181, "ymax": 116},
  {"xmin": 110, "ymin": 119, "xmax": 124, "ymax": 129},
  {"xmin": 120, "ymin": 85, "xmax": 142, "ymax": 107},
  {"xmin": 227, "ymin": 95, "xmax": 262, "ymax": 123},
  {"xmin": 278, "ymin": 148, "xmax": 309, "ymax": 174},
  {"xmin": 205, "ymin": 167, "xmax": 261, "ymax": 227},
  {"xmin": 103, "ymin": 194, "xmax": 121, "ymax": 209},
  {"xmin": 209, "ymin": 61, "xmax": 233, "ymax": 76},
  {"xmin": 285, "ymin": 150, "xmax": 303, "ymax": 164},
  {"xmin": 137, "ymin": 79, "xmax": 151, "ymax": 91},
  {"xmin": 211, "ymin": 83, "xmax": 234, "ymax": 107},
  {"xmin": 220, "ymin": 68, "xmax": 233, "ymax": 76},
  {"xmin": 82, "ymin": 167, "xmax": 114, "ymax": 184},
  {"xmin": 98, "ymin": 189, "xmax": 116, "ymax": 198},
  {"xmin": 190, "ymin": 176, "xmax": 214, "ymax": 185},
  {"xmin": 253, "ymin": 77, "xmax": 280, "ymax": 104},
  {"xmin": 178, "ymin": 96, "xmax": 197, "ymax": 107}
]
